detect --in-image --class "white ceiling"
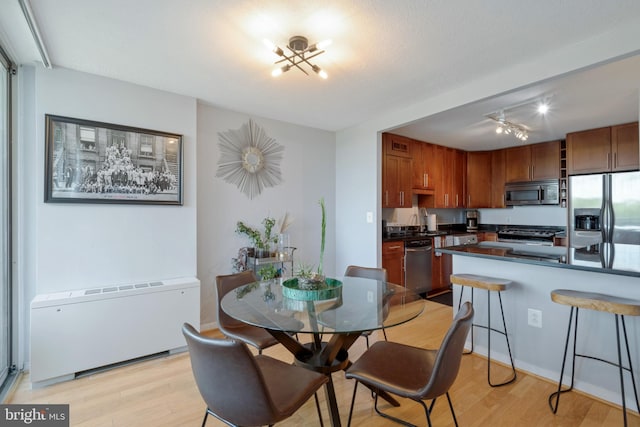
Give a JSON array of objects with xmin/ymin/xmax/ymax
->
[{"xmin": 2, "ymin": 0, "xmax": 640, "ymax": 150}]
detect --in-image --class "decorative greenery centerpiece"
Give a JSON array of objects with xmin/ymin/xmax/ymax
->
[
  {"xmin": 283, "ymin": 197, "xmax": 342, "ymax": 301},
  {"xmin": 294, "ymin": 198, "xmax": 327, "ymax": 288},
  {"xmin": 257, "ymin": 264, "xmax": 278, "ymax": 282},
  {"xmin": 236, "ymin": 217, "xmax": 278, "ymax": 258}
]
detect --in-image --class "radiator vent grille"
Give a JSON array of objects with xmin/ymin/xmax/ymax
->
[{"xmin": 84, "ymin": 281, "xmax": 164, "ymax": 296}]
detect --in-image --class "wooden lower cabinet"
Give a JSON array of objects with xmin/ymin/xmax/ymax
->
[
  {"xmin": 382, "ymin": 240, "xmax": 405, "ymax": 286},
  {"xmin": 431, "ymin": 252, "xmax": 452, "ymax": 295},
  {"xmin": 476, "ymin": 232, "xmax": 497, "ymax": 242},
  {"xmin": 430, "ymin": 236, "xmax": 452, "ymax": 295}
]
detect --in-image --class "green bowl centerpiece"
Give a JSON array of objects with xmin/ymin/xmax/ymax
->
[{"xmin": 282, "ymin": 277, "xmax": 342, "ymax": 301}]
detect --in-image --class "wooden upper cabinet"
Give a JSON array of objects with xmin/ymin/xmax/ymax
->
[
  {"xmin": 491, "ymin": 149, "xmax": 506, "ymax": 208},
  {"xmin": 505, "ymin": 140, "xmax": 560, "ymax": 182},
  {"xmin": 382, "ymin": 134, "xmax": 413, "ymax": 208},
  {"xmin": 413, "ymin": 141, "xmax": 435, "ymax": 190},
  {"xmin": 531, "ymin": 140, "xmax": 561, "ymax": 179},
  {"xmin": 431, "ymin": 146, "xmax": 464, "ymax": 207},
  {"xmin": 432, "ymin": 145, "xmax": 448, "ymax": 207},
  {"xmin": 611, "ymin": 122, "xmax": 639, "ymax": 172},
  {"xmin": 466, "ymin": 151, "xmax": 492, "ymax": 208},
  {"xmin": 567, "ymin": 126, "xmax": 612, "ymax": 174},
  {"xmin": 383, "ymin": 133, "xmax": 413, "ymax": 158},
  {"xmin": 505, "ymin": 145, "xmax": 530, "ymax": 182},
  {"xmin": 452, "ymin": 149, "xmax": 466, "ymax": 208},
  {"xmin": 567, "ymin": 123, "xmax": 638, "ymax": 175}
]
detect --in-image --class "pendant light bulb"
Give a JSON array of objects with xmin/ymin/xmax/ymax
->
[
  {"xmin": 316, "ymin": 39, "xmax": 332, "ymax": 50},
  {"xmin": 312, "ymin": 65, "xmax": 328, "ymax": 79}
]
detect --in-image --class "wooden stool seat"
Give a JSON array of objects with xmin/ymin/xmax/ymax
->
[
  {"xmin": 451, "ymin": 273, "xmax": 516, "ymax": 387},
  {"xmin": 549, "ymin": 289, "xmax": 640, "ymax": 426},
  {"xmin": 450, "ymin": 274, "xmax": 512, "ymax": 292},
  {"xmin": 550, "ymin": 289, "xmax": 640, "ymax": 316}
]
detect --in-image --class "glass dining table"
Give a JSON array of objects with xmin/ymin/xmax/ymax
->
[{"xmin": 220, "ymin": 275, "xmax": 425, "ymax": 427}]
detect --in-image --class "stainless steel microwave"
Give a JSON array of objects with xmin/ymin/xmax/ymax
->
[{"xmin": 505, "ymin": 180, "xmax": 559, "ymax": 206}]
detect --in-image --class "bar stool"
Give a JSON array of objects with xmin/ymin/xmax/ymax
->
[
  {"xmin": 450, "ymin": 273, "xmax": 517, "ymax": 387},
  {"xmin": 549, "ymin": 289, "xmax": 640, "ymax": 426}
]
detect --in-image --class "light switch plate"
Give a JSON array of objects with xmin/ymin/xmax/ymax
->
[{"xmin": 366, "ymin": 211, "xmax": 373, "ymax": 223}]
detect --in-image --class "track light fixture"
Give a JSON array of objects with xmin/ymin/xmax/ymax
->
[
  {"xmin": 264, "ymin": 36, "xmax": 331, "ymax": 79},
  {"xmin": 489, "ymin": 111, "xmax": 529, "ymax": 142}
]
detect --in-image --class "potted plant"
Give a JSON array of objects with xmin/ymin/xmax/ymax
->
[
  {"xmin": 258, "ymin": 264, "xmax": 278, "ymax": 282},
  {"xmin": 294, "ymin": 198, "xmax": 327, "ymax": 289},
  {"xmin": 236, "ymin": 217, "xmax": 278, "ymax": 258}
]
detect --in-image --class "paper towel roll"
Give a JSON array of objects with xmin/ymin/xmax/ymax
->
[{"xmin": 427, "ymin": 214, "xmax": 437, "ymax": 231}]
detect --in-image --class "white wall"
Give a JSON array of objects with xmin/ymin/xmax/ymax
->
[
  {"xmin": 335, "ymin": 18, "xmax": 640, "ymax": 274},
  {"xmin": 16, "ymin": 67, "xmax": 198, "ymax": 366},
  {"xmin": 197, "ymin": 103, "xmax": 336, "ymax": 327},
  {"xmin": 31, "ymin": 67, "xmax": 198, "ymax": 292}
]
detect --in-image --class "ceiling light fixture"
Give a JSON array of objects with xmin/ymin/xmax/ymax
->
[
  {"xmin": 537, "ymin": 103, "xmax": 549, "ymax": 114},
  {"xmin": 263, "ymin": 36, "xmax": 331, "ymax": 79},
  {"xmin": 489, "ymin": 111, "xmax": 529, "ymax": 142}
]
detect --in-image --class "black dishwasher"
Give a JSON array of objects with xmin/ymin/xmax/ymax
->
[{"xmin": 404, "ymin": 238, "xmax": 432, "ymax": 295}]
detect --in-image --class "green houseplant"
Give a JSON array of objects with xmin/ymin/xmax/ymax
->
[
  {"xmin": 236, "ymin": 217, "xmax": 278, "ymax": 258},
  {"xmin": 294, "ymin": 198, "xmax": 327, "ymax": 288}
]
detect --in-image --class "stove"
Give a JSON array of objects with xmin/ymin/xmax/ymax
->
[{"xmin": 497, "ymin": 227, "xmax": 564, "ymax": 246}]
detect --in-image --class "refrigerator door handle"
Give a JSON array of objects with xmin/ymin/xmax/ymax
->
[
  {"xmin": 600, "ymin": 175, "xmax": 608, "ymax": 242},
  {"xmin": 607, "ymin": 175, "xmax": 615, "ymax": 243}
]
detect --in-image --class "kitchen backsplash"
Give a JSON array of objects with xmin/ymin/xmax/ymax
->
[
  {"xmin": 382, "ymin": 207, "xmax": 465, "ymax": 226},
  {"xmin": 382, "ymin": 205, "xmax": 567, "ymax": 227},
  {"xmin": 478, "ymin": 206, "xmax": 567, "ymax": 227}
]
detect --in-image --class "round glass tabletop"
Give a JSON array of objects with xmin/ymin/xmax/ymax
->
[{"xmin": 220, "ymin": 276, "xmax": 425, "ymax": 334}]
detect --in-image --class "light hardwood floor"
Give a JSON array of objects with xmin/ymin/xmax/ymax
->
[{"xmin": 7, "ymin": 300, "xmax": 640, "ymax": 426}]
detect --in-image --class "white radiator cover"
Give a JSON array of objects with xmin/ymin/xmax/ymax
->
[{"xmin": 30, "ymin": 277, "xmax": 200, "ymax": 386}]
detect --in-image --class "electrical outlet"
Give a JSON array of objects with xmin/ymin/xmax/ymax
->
[
  {"xmin": 367, "ymin": 291, "xmax": 374, "ymax": 303},
  {"xmin": 366, "ymin": 211, "xmax": 373, "ymax": 223},
  {"xmin": 528, "ymin": 308, "xmax": 542, "ymax": 328}
]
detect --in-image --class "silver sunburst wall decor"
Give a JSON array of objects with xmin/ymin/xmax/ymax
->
[{"xmin": 216, "ymin": 119, "xmax": 284, "ymax": 199}]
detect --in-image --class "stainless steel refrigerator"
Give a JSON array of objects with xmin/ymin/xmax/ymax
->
[{"xmin": 569, "ymin": 171, "xmax": 640, "ymax": 268}]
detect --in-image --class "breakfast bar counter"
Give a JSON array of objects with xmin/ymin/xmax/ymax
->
[
  {"xmin": 437, "ymin": 242, "xmax": 640, "ymax": 410},
  {"xmin": 437, "ymin": 241, "xmax": 640, "ymax": 278}
]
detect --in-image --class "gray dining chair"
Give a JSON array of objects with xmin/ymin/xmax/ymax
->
[
  {"xmin": 344, "ymin": 265, "xmax": 389, "ymax": 347},
  {"xmin": 215, "ymin": 270, "xmax": 279, "ymax": 354},
  {"xmin": 182, "ymin": 323, "xmax": 328, "ymax": 427},
  {"xmin": 345, "ymin": 301, "xmax": 474, "ymax": 427}
]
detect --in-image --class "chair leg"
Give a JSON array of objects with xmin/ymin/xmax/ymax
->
[
  {"xmin": 313, "ymin": 392, "xmax": 324, "ymax": 427},
  {"xmin": 373, "ymin": 393, "xmax": 421, "ymax": 427},
  {"xmin": 445, "ymin": 392, "xmax": 459, "ymax": 427},
  {"xmin": 382, "ymin": 327, "xmax": 388, "ymax": 341},
  {"xmin": 365, "ymin": 334, "xmax": 370, "ymax": 349},
  {"xmin": 620, "ymin": 316, "xmax": 640, "ymax": 415},
  {"xmin": 347, "ymin": 381, "xmax": 359, "ymax": 427},
  {"xmin": 201, "ymin": 409, "xmax": 209, "ymax": 427},
  {"xmin": 549, "ymin": 307, "xmax": 579, "ymax": 413}
]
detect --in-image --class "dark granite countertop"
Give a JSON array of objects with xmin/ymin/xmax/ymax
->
[{"xmin": 437, "ymin": 242, "xmax": 640, "ymax": 278}]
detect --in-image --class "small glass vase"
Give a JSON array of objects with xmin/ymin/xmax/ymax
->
[{"xmin": 255, "ymin": 247, "xmax": 271, "ymax": 258}]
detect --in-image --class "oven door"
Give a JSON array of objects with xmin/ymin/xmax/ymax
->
[{"xmin": 497, "ymin": 237, "xmax": 554, "ymax": 246}]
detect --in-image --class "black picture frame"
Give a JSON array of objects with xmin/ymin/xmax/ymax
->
[{"xmin": 45, "ymin": 114, "xmax": 183, "ymax": 205}]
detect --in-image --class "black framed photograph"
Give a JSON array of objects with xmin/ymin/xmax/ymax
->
[{"xmin": 45, "ymin": 115, "xmax": 183, "ymax": 205}]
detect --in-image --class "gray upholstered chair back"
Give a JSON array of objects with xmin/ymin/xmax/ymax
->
[
  {"xmin": 182, "ymin": 323, "xmax": 276, "ymax": 425},
  {"xmin": 421, "ymin": 301, "xmax": 474, "ymax": 399},
  {"xmin": 344, "ymin": 265, "xmax": 388, "ymax": 282},
  {"xmin": 216, "ymin": 270, "xmax": 258, "ymax": 329}
]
